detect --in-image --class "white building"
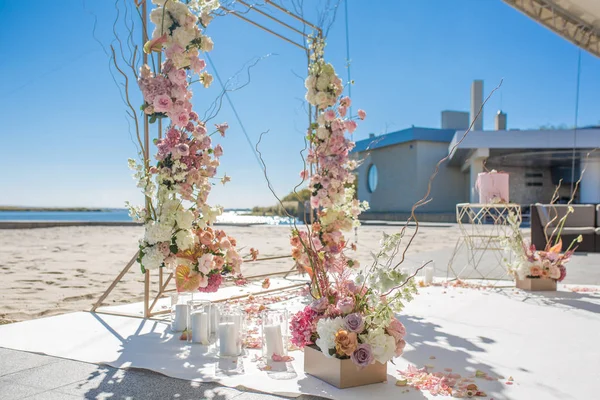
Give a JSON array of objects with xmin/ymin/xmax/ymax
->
[{"xmin": 353, "ymin": 81, "xmax": 600, "ymax": 221}]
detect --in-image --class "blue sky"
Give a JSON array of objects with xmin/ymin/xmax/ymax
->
[{"xmin": 1, "ymin": 0, "xmax": 599, "ymax": 208}]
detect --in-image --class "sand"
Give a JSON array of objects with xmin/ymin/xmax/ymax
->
[{"xmin": 0, "ymin": 223, "xmax": 467, "ymax": 323}]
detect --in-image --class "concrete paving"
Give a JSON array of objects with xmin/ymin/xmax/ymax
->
[{"xmin": 0, "ymin": 348, "xmax": 325, "ymax": 400}]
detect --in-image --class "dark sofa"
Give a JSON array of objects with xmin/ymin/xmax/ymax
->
[{"xmin": 530, "ymin": 204, "xmax": 596, "ymax": 252}]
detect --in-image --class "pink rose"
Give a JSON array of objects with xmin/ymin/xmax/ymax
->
[
  {"xmin": 395, "ymin": 339, "xmax": 406, "ymax": 357},
  {"xmin": 213, "ymin": 256, "xmax": 225, "ymax": 270},
  {"xmin": 324, "ymin": 110, "xmax": 336, "ymax": 122},
  {"xmin": 215, "ymin": 122, "xmax": 229, "ymax": 137},
  {"xmin": 386, "ymin": 318, "xmax": 406, "ymax": 341},
  {"xmin": 340, "ymin": 96, "xmax": 351, "ymax": 107},
  {"xmin": 336, "ymin": 297, "xmax": 355, "ymax": 314},
  {"xmin": 197, "ymin": 253, "xmax": 215, "ymax": 275},
  {"xmin": 220, "ymin": 238, "xmax": 232, "ymax": 250},
  {"xmin": 153, "ymin": 94, "xmax": 172, "ymax": 113},
  {"xmin": 175, "ymin": 112, "xmax": 190, "ymax": 127},
  {"xmin": 191, "ymin": 58, "xmax": 207, "ymax": 74},
  {"xmin": 175, "ymin": 143, "xmax": 189, "ymax": 157},
  {"xmin": 200, "ymin": 230, "xmax": 214, "ymax": 245},
  {"xmin": 358, "ymin": 109, "xmax": 366, "ymax": 120},
  {"xmin": 344, "ymin": 120, "xmax": 357, "ymax": 134}
]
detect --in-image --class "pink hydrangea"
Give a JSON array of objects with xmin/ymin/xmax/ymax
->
[
  {"xmin": 198, "ymin": 273, "xmax": 222, "ymax": 293},
  {"xmin": 290, "ymin": 306, "xmax": 318, "ymax": 347}
]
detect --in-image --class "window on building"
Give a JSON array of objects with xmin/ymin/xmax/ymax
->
[
  {"xmin": 367, "ymin": 164, "xmax": 378, "ymax": 193},
  {"xmin": 525, "ymin": 172, "xmax": 543, "ymax": 178}
]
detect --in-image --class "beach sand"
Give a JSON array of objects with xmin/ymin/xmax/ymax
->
[{"xmin": 0, "ymin": 223, "xmax": 471, "ymax": 323}]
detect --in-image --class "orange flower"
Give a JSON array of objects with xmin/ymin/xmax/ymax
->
[
  {"xmin": 334, "ymin": 330, "xmax": 358, "ymax": 356},
  {"xmin": 175, "ymin": 265, "xmax": 201, "ymax": 292},
  {"xmin": 530, "ymin": 265, "xmax": 542, "ymax": 277}
]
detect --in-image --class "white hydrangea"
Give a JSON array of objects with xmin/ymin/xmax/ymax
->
[
  {"xmin": 175, "ymin": 209, "xmax": 195, "ymax": 230},
  {"xmin": 144, "ymin": 221, "xmax": 173, "ymax": 245},
  {"xmin": 315, "ymin": 317, "xmax": 344, "ymax": 357},
  {"xmin": 360, "ymin": 328, "xmax": 397, "ymax": 364},
  {"xmin": 175, "ymin": 229, "xmax": 195, "ymax": 251},
  {"xmin": 141, "ymin": 245, "xmax": 165, "ymax": 271}
]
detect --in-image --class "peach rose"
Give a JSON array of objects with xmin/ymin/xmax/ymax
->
[
  {"xmin": 334, "ymin": 329, "xmax": 358, "ymax": 357},
  {"xmin": 530, "ymin": 265, "xmax": 542, "ymax": 277}
]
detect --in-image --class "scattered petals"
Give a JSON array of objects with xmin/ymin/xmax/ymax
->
[
  {"xmin": 271, "ymin": 353, "xmax": 294, "ymax": 362},
  {"xmin": 262, "ymin": 278, "xmax": 271, "ymax": 289}
]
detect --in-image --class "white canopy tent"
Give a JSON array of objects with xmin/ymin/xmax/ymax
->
[{"xmin": 503, "ymin": 0, "xmax": 600, "ymax": 57}]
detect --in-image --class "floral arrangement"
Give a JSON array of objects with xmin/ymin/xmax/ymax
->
[
  {"xmin": 175, "ymin": 226, "xmax": 243, "ymax": 292},
  {"xmin": 289, "ymin": 36, "xmax": 418, "ymax": 368},
  {"xmin": 291, "ymin": 35, "xmax": 368, "ymax": 279},
  {"xmin": 505, "ymin": 209, "xmax": 580, "ymax": 282},
  {"xmin": 127, "ymin": 0, "xmax": 242, "ymax": 293}
]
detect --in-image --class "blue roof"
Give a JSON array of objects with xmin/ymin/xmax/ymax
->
[{"xmin": 352, "ymin": 127, "xmax": 457, "ymax": 153}]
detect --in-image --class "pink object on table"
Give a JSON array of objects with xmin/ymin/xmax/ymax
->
[{"xmin": 476, "ymin": 170, "xmax": 509, "ymax": 204}]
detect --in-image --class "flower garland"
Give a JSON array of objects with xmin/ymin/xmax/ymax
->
[
  {"xmin": 291, "ymin": 36, "xmax": 368, "ymax": 281},
  {"xmin": 289, "ymin": 37, "xmax": 417, "ymax": 369},
  {"xmin": 128, "ymin": 0, "xmax": 241, "ymax": 293}
]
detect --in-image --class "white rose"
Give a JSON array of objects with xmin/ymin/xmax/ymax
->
[
  {"xmin": 360, "ymin": 328, "xmax": 397, "ymax": 364},
  {"xmin": 175, "ymin": 229, "xmax": 195, "ymax": 251}
]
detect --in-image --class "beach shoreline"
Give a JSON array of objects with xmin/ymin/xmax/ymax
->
[{"xmin": 0, "ymin": 224, "xmax": 466, "ymax": 324}]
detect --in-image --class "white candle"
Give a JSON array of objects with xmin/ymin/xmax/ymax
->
[
  {"xmin": 219, "ymin": 322, "xmax": 239, "ymax": 356},
  {"xmin": 191, "ymin": 312, "xmax": 209, "ymax": 344},
  {"xmin": 424, "ymin": 267, "xmax": 434, "ymax": 284},
  {"xmin": 264, "ymin": 324, "xmax": 284, "ymax": 357},
  {"xmin": 172, "ymin": 304, "xmax": 189, "ymax": 332}
]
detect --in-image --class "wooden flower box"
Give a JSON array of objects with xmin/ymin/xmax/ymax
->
[
  {"xmin": 516, "ymin": 277, "xmax": 557, "ymax": 291},
  {"xmin": 303, "ymin": 345, "xmax": 387, "ymax": 389}
]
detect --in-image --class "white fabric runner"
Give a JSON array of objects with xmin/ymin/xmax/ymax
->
[{"xmin": 1, "ymin": 284, "xmax": 599, "ymax": 399}]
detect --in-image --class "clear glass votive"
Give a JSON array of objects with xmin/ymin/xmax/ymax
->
[
  {"xmin": 170, "ymin": 292, "xmax": 193, "ymax": 332},
  {"xmin": 261, "ymin": 309, "xmax": 288, "ymax": 359},
  {"xmin": 218, "ymin": 309, "xmax": 245, "ymax": 357},
  {"xmin": 188, "ymin": 300, "xmax": 212, "ymax": 344}
]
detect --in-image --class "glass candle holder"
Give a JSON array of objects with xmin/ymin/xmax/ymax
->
[
  {"xmin": 261, "ymin": 309, "xmax": 288, "ymax": 359},
  {"xmin": 188, "ymin": 300, "xmax": 212, "ymax": 344},
  {"xmin": 210, "ymin": 303, "xmax": 220, "ymax": 340},
  {"xmin": 218, "ymin": 309, "xmax": 244, "ymax": 357},
  {"xmin": 170, "ymin": 292, "xmax": 193, "ymax": 332}
]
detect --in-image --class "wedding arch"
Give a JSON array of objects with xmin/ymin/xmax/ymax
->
[{"xmin": 91, "ymin": 0, "xmax": 330, "ymax": 319}]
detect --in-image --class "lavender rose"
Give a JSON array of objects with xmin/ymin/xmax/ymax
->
[
  {"xmin": 311, "ymin": 297, "xmax": 328, "ymax": 313},
  {"xmin": 344, "ymin": 313, "xmax": 365, "ymax": 333},
  {"xmin": 351, "ymin": 343, "xmax": 374, "ymax": 367},
  {"xmin": 336, "ymin": 297, "xmax": 355, "ymax": 314}
]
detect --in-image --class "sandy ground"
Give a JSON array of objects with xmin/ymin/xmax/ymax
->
[{"xmin": 0, "ymin": 224, "xmax": 467, "ymax": 323}]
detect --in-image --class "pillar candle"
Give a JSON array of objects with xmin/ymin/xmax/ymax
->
[
  {"xmin": 210, "ymin": 306, "xmax": 219, "ymax": 336},
  {"xmin": 424, "ymin": 267, "xmax": 434, "ymax": 284},
  {"xmin": 172, "ymin": 304, "xmax": 189, "ymax": 332},
  {"xmin": 191, "ymin": 311, "xmax": 209, "ymax": 344},
  {"xmin": 264, "ymin": 324, "xmax": 284, "ymax": 357},
  {"xmin": 219, "ymin": 322, "xmax": 239, "ymax": 356}
]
